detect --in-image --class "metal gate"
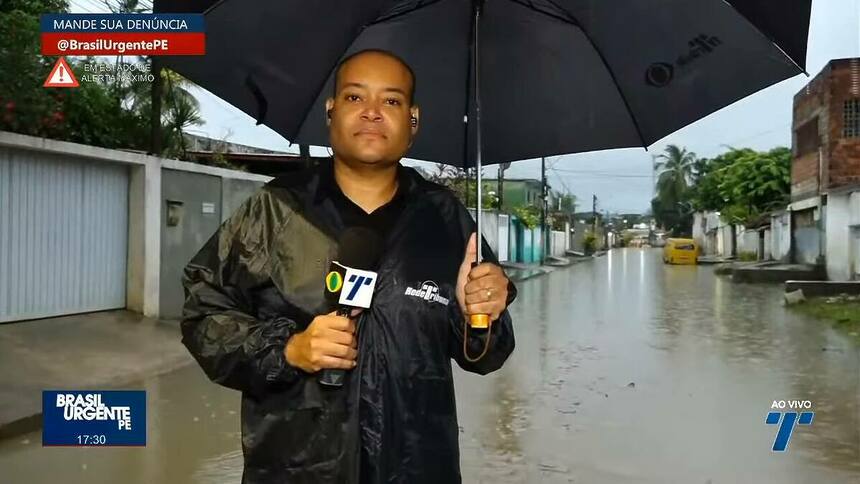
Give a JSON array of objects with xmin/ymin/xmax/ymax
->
[
  {"xmin": 159, "ymin": 169, "xmax": 222, "ymax": 320},
  {"xmin": 0, "ymin": 149, "xmax": 129, "ymax": 322}
]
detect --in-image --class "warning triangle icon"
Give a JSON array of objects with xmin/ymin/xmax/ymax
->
[{"xmin": 44, "ymin": 57, "xmax": 80, "ymax": 88}]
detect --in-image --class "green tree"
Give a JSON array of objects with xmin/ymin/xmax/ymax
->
[
  {"xmin": 512, "ymin": 204, "xmax": 540, "ymax": 229},
  {"xmin": 651, "ymin": 144, "xmax": 697, "ymax": 235},
  {"xmin": 550, "ymin": 192, "xmax": 575, "ymax": 230},
  {"xmin": 717, "ymin": 147, "xmax": 790, "ymax": 224},
  {"xmin": 101, "ymin": 0, "xmax": 148, "ymax": 13},
  {"xmin": 557, "ymin": 192, "xmax": 576, "ymax": 212},
  {"xmin": 101, "ymin": 0, "xmax": 150, "ymax": 94},
  {"xmin": 690, "ymin": 151, "xmax": 734, "ymax": 211},
  {"xmin": 654, "ymin": 144, "xmax": 696, "ymax": 198},
  {"xmin": 686, "ymin": 146, "xmax": 791, "ymax": 225},
  {"xmin": 1, "ymin": 1, "xmax": 71, "ymax": 138},
  {"xmin": 430, "ymin": 164, "xmax": 494, "ymax": 208},
  {"xmin": 583, "ymin": 232, "xmax": 598, "ymax": 254},
  {"xmin": 0, "ymin": 0, "xmax": 203, "ymax": 159},
  {"xmin": 444, "ymin": 167, "xmax": 470, "ymax": 205}
]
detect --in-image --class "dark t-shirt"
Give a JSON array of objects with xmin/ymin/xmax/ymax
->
[{"xmin": 320, "ymin": 162, "xmax": 407, "ymax": 242}]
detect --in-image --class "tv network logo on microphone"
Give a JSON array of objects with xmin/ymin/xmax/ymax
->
[
  {"xmin": 42, "ymin": 390, "xmax": 146, "ymax": 446},
  {"xmin": 766, "ymin": 400, "xmax": 814, "ymax": 452},
  {"xmin": 339, "ymin": 267, "xmax": 377, "ymax": 308}
]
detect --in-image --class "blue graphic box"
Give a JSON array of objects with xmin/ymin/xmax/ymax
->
[{"xmin": 42, "ymin": 390, "xmax": 146, "ymax": 446}]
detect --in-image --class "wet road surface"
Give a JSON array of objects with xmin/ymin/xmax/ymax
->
[{"xmin": 1, "ymin": 248, "xmax": 858, "ymax": 483}]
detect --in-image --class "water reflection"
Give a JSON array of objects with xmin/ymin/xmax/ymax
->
[
  {"xmin": 0, "ymin": 364, "xmax": 242, "ymax": 484},
  {"xmin": 457, "ymin": 249, "xmax": 859, "ymax": 483}
]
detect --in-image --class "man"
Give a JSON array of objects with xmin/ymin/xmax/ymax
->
[{"xmin": 181, "ymin": 49, "xmax": 516, "ymax": 484}]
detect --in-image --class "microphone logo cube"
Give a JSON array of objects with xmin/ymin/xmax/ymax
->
[
  {"xmin": 339, "ymin": 267, "xmax": 377, "ymax": 308},
  {"xmin": 325, "ymin": 270, "xmax": 344, "ymax": 293}
]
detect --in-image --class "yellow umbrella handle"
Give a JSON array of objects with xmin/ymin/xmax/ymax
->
[
  {"xmin": 470, "ymin": 313, "xmax": 490, "ymax": 329},
  {"xmin": 463, "ymin": 316, "xmax": 492, "ymax": 362}
]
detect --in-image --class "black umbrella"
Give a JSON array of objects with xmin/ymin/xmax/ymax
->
[{"xmin": 160, "ymin": 0, "xmax": 811, "ymax": 261}]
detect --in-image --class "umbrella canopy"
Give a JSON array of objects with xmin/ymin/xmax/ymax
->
[{"xmin": 161, "ymin": 0, "xmax": 811, "ymax": 168}]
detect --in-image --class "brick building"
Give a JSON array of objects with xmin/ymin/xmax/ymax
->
[{"xmin": 790, "ymin": 58, "xmax": 860, "ymax": 279}]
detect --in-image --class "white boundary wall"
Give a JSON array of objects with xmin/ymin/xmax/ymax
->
[{"xmin": 0, "ymin": 131, "xmax": 270, "ymax": 319}]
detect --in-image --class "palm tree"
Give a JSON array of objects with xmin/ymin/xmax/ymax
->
[
  {"xmin": 119, "ymin": 65, "xmax": 203, "ymax": 158},
  {"xmin": 160, "ymin": 70, "xmax": 203, "ymax": 159},
  {"xmin": 654, "ymin": 144, "xmax": 697, "ymax": 200},
  {"xmin": 652, "ymin": 145, "xmax": 697, "ymax": 235},
  {"xmin": 102, "ymin": 0, "xmax": 149, "ymax": 93}
]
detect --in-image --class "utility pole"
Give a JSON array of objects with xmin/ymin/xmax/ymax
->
[
  {"xmin": 499, "ymin": 163, "xmax": 511, "ymax": 211},
  {"xmin": 149, "ymin": 57, "xmax": 163, "ymax": 156},
  {"xmin": 149, "ymin": 0, "xmax": 164, "ymax": 156},
  {"xmin": 541, "ymin": 156, "xmax": 547, "ymax": 264},
  {"xmin": 592, "ymin": 194, "xmax": 598, "ymax": 234},
  {"xmin": 605, "ymin": 209, "xmax": 610, "ymax": 249}
]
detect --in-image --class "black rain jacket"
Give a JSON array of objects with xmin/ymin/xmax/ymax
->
[{"xmin": 180, "ymin": 161, "xmax": 516, "ymax": 484}]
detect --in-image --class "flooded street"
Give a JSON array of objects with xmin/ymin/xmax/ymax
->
[
  {"xmin": 457, "ymin": 249, "xmax": 859, "ymax": 483},
  {"xmin": 1, "ymin": 248, "xmax": 858, "ymax": 483}
]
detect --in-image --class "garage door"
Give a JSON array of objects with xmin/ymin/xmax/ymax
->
[{"xmin": 0, "ymin": 148, "xmax": 129, "ymax": 323}]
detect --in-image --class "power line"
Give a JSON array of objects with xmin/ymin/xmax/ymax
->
[
  {"xmin": 548, "ymin": 167, "xmax": 571, "ymax": 194},
  {"xmin": 79, "ymin": 0, "xmax": 110, "ymax": 12},
  {"xmin": 69, "ymin": 1, "xmax": 97, "ymax": 13},
  {"xmin": 695, "ymin": 122, "xmax": 792, "ymax": 156},
  {"xmin": 552, "ymin": 169, "xmax": 652, "ymax": 178}
]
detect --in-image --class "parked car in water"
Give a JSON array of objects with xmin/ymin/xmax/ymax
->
[{"xmin": 663, "ymin": 238, "xmax": 699, "ymax": 265}]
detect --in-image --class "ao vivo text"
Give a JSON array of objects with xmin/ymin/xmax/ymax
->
[{"xmin": 770, "ymin": 400, "xmax": 812, "ymax": 410}]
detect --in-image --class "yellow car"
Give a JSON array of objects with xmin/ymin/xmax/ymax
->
[{"xmin": 663, "ymin": 238, "xmax": 699, "ymax": 265}]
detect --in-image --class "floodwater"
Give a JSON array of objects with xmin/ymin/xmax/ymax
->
[{"xmin": 1, "ymin": 249, "xmax": 858, "ymax": 483}]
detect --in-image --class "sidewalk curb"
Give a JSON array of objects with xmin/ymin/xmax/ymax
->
[
  {"xmin": 510, "ymin": 271, "xmax": 547, "ymax": 283},
  {"xmin": 503, "ymin": 257, "xmax": 592, "ymax": 283}
]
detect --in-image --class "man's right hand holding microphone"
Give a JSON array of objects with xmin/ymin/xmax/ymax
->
[{"xmin": 284, "ymin": 310, "xmax": 360, "ymax": 373}]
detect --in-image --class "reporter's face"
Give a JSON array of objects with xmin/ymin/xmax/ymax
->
[{"xmin": 327, "ymin": 53, "xmax": 418, "ymax": 167}]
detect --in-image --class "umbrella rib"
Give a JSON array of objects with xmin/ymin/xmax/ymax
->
[
  {"xmin": 244, "ymin": 74, "xmax": 268, "ymax": 125},
  {"xmin": 571, "ymin": 21, "xmax": 650, "ymax": 150},
  {"xmin": 198, "ymin": 0, "xmax": 230, "ymax": 15},
  {"xmin": 720, "ymin": 0, "xmax": 808, "ymax": 76},
  {"xmin": 460, "ymin": 0, "xmax": 478, "ymax": 170},
  {"xmin": 504, "ymin": 0, "xmax": 650, "ymax": 149},
  {"xmin": 505, "ymin": 0, "xmax": 577, "ymax": 26},
  {"xmin": 369, "ymin": 0, "xmax": 446, "ymax": 25}
]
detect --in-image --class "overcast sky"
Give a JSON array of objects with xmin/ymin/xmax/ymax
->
[{"xmin": 71, "ymin": 0, "xmax": 860, "ymax": 213}]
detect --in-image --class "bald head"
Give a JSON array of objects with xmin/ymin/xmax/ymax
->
[
  {"xmin": 333, "ymin": 49, "xmax": 416, "ymax": 105},
  {"xmin": 325, "ymin": 48, "xmax": 421, "ymax": 168}
]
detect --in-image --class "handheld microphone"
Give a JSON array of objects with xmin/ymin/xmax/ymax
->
[{"xmin": 319, "ymin": 227, "xmax": 383, "ymax": 387}]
